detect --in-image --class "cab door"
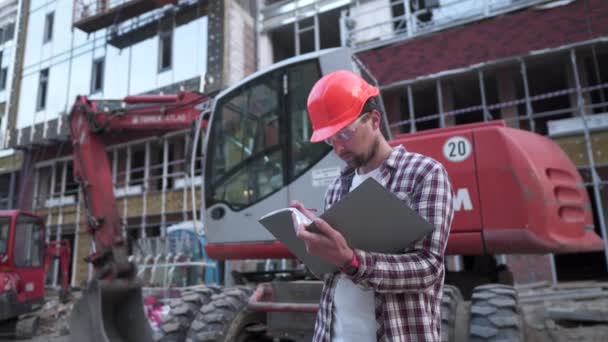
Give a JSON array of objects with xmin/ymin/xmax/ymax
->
[
  {"xmin": 283, "ymin": 61, "xmax": 342, "ymax": 212},
  {"xmin": 12, "ymin": 214, "xmax": 46, "ymax": 306},
  {"xmin": 204, "ymin": 69, "xmax": 291, "ymax": 244}
]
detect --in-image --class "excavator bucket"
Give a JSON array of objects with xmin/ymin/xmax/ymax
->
[{"xmin": 70, "ymin": 279, "xmax": 154, "ymax": 342}]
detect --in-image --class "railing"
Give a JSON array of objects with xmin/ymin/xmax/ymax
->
[
  {"xmin": 345, "ymin": 0, "xmax": 558, "ymax": 50},
  {"xmin": 73, "ymin": 0, "xmax": 127, "ymax": 23},
  {"xmin": 0, "ymin": 0, "xmax": 18, "ymax": 26},
  {"xmin": 261, "ymin": 0, "xmax": 351, "ymax": 31},
  {"xmin": 72, "ymin": 0, "xmax": 178, "ymax": 31},
  {"xmin": 389, "ymin": 82, "xmax": 608, "ymax": 134},
  {"xmin": 133, "ymin": 234, "xmax": 218, "ymax": 288}
]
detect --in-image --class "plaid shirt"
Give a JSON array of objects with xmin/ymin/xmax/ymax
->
[{"xmin": 313, "ymin": 145, "xmax": 454, "ymax": 342}]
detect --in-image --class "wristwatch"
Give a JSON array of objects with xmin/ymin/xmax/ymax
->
[{"xmin": 340, "ymin": 250, "xmax": 360, "ymax": 276}]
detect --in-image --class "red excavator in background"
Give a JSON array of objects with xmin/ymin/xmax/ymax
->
[
  {"xmin": 62, "ymin": 47, "xmax": 604, "ymax": 342},
  {"xmin": 67, "ymin": 92, "xmax": 211, "ymax": 341},
  {"xmin": 0, "ymin": 210, "xmax": 70, "ymax": 338}
]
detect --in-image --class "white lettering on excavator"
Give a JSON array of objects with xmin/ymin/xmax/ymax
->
[
  {"xmin": 453, "ymin": 188, "xmax": 473, "ymax": 211},
  {"xmin": 130, "ymin": 113, "xmax": 188, "ymax": 124}
]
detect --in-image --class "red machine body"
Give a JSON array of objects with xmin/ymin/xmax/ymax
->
[
  {"xmin": 393, "ymin": 120, "xmax": 603, "ymax": 255},
  {"xmin": 0, "ymin": 210, "xmax": 70, "ymax": 322}
]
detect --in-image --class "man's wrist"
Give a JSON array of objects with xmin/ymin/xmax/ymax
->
[
  {"xmin": 340, "ymin": 249, "xmax": 359, "ymax": 275},
  {"xmin": 339, "ymin": 249, "xmax": 354, "ymax": 267}
]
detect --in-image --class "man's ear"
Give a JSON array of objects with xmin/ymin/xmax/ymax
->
[{"xmin": 371, "ymin": 109, "xmax": 382, "ymax": 130}]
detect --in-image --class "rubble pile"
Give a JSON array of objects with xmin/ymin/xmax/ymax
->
[
  {"xmin": 36, "ymin": 292, "xmax": 79, "ymax": 337},
  {"xmin": 517, "ymin": 281, "xmax": 608, "ymax": 342}
]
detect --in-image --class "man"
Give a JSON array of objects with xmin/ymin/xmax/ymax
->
[{"xmin": 290, "ymin": 70, "xmax": 454, "ymax": 342}]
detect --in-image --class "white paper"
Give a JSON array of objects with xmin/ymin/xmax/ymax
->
[{"xmin": 260, "ymin": 207, "xmax": 312, "ymax": 227}]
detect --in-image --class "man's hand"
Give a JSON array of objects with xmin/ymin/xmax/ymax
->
[{"xmin": 289, "ymin": 201, "xmax": 354, "ymax": 267}]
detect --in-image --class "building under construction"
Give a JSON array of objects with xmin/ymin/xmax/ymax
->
[
  {"xmin": 0, "ymin": 0, "xmax": 19, "ymax": 209},
  {"xmin": 0, "ymin": 0, "xmax": 606, "ymax": 287}
]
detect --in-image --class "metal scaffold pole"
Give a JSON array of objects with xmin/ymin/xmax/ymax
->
[{"xmin": 570, "ymin": 49, "xmax": 608, "ymax": 268}]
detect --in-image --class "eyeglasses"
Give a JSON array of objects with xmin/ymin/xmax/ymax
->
[{"xmin": 324, "ymin": 112, "xmax": 371, "ymax": 146}]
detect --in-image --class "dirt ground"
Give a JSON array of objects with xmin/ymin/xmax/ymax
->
[{"xmin": 18, "ymin": 281, "xmax": 608, "ymax": 342}]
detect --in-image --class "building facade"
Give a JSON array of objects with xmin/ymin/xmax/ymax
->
[
  {"xmin": 4, "ymin": 0, "xmax": 258, "ymax": 286},
  {"xmin": 0, "ymin": 0, "xmax": 21, "ymax": 210}
]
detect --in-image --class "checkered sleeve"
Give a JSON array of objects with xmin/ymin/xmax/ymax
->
[{"xmin": 348, "ymin": 164, "xmax": 454, "ymax": 293}]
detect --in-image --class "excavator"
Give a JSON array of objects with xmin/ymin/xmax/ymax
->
[
  {"xmin": 66, "ymin": 91, "xmax": 211, "ymax": 341},
  {"xmin": 64, "ymin": 47, "xmax": 604, "ymax": 341},
  {"xmin": 0, "ymin": 210, "xmax": 71, "ymax": 338}
]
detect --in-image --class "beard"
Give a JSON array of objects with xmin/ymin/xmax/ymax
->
[{"xmin": 347, "ymin": 137, "xmax": 380, "ymax": 169}]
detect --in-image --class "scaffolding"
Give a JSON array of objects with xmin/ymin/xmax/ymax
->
[
  {"xmin": 260, "ymin": 0, "xmax": 350, "ymax": 32},
  {"xmin": 72, "ymin": 0, "xmax": 177, "ymax": 33},
  {"xmin": 343, "ymin": 0, "xmax": 560, "ymax": 51}
]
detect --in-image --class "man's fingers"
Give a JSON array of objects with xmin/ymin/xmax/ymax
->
[
  {"xmin": 289, "ymin": 201, "xmax": 318, "ymax": 222},
  {"xmin": 289, "ymin": 200, "xmax": 302, "ymax": 209},
  {"xmin": 296, "ymin": 225, "xmax": 330, "ymax": 246},
  {"xmin": 296, "ymin": 225, "xmax": 320, "ymax": 242},
  {"xmin": 289, "ymin": 201, "xmax": 336, "ymax": 238},
  {"xmin": 310, "ymin": 217, "xmax": 338, "ymax": 239}
]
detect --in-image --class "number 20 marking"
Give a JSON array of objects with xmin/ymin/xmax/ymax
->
[{"xmin": 443, "ymin": 137, "xmax": 472, "ymax": 162}]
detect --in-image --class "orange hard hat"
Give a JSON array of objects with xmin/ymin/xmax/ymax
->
[{"xmin": 307, "ymin": 70, "xmax": 379, "ymax": 143}]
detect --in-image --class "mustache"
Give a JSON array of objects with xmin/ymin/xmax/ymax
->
[
  {"xmin": 338, "ymin": 151, "xmax": 353, "ymax": 159},
  {"xmin": 340, "ymin": 138, "xmax": 379, "ymax": 167}
]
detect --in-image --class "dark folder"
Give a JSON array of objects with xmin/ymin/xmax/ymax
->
[{"xmin": 259, "ymin": 178, "xmax": 435, "ymax": 275}]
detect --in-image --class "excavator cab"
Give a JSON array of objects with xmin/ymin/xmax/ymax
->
[
  {"xmin": 202, "ymin": 48, "xmax": 391, "ymax": 260},
  {"xmin": 0, "ymin": 211, "xmax": 53, "ymax": 338},
  {"xmin": 0, "ymin": 211, "xmax": 46, "ymax": 321}
]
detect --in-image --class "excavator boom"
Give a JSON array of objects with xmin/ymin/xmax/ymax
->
[{"xmin": 67, "ymin": 93, "xmax": 209, "ymax": 342}]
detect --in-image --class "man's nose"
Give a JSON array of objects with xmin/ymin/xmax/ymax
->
[{"xmin": 333, "ymin": 141, "xmax": 345, "ymax": 153}]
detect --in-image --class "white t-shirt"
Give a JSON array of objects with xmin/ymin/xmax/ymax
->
[{"xmin": 333, "ymin": 167, "xmax": 382, "ymax": 342}]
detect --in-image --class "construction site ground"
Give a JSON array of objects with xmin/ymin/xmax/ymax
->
[{"xmin": 18, "ymin": 281, "xmax": 608, "ymax": 342}]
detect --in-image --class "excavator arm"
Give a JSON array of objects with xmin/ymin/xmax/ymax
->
[
  {"xmin": 44, "ymin": 240, "xmax": 72, "ymax": 303},
  {"xmin": 67, "ymin": 92, "xmax": 209, "ymax": 342},
  {"xmin": 69, "ymin": 92, "xmax": 208, "ymax": 280}
]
